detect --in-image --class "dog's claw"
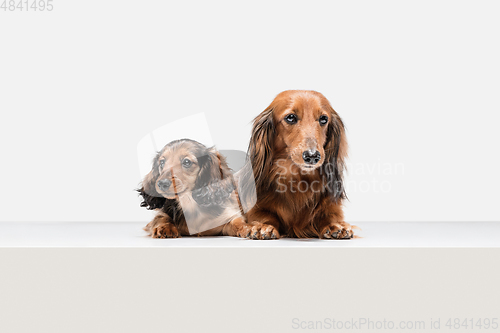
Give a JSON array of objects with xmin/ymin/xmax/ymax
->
[
  {"xmin": 246, "ymin": 222, "xmax": 280, "ymax": 240},
  {"xmin": 150, "ymin": 222, "xmax": 181, "ymax": 239},
  {"xmin": 321, "ymin": 222, "xmax": 356, "ymax": 240}
]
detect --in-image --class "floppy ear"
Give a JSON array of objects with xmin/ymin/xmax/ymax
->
[
  {"xmin": 137, "ymin": 155, "xmax": 166, "ymax": 210},
  {"xmin": 195, "ymin": 147, "xmax": 223, "ymax": 189},
  {"xmin": 192, "ymin": 148, "xmax": 235, "ymax": 207},
  {"xmin": 234, "ymin": 107, "xmax": 274, "ymax": 212},
  {"xmin": 323, "ymin": 104, "xmax": 348, "ymax": 203},
  {"xmin": 248, "ymin": 107, "xmax": 275, "ymax": 190}
]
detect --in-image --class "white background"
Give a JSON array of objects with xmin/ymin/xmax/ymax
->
[{"xmin": 0, "ymin": 0, "xmax": 499, "ymax": 222}]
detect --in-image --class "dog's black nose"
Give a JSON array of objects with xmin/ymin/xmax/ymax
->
[
  {"xmin": 157, "ymin": 179, "xmax": 172, "ymax": 191},
  {"xmin": 302, "ymin": 150, "xmax": 321, "ymax": 165}
]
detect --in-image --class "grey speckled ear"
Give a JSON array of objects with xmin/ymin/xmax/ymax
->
[
  {"xmin": 137, "ymin": 154, "xmax": 166, "ymax": 210},
  {"xmin": 192, "ymin": 148, "xmax": 237, "ymax": 208},
  {"xmin": 194, "ymin": 147, "xmax": 221, "ymax": 190}
]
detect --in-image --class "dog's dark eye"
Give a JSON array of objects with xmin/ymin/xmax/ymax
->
[
  {"xmin": 182, "ymin": 158, "xmax": 192, "ymax": 168},
  {"xmin": 284, "ymin": 114, "xmax": 298, "ymax": 124},
  {"xmin": 319, "ymin": 115, "xmax": 328, "ymax": 126},
  {"xmin": 159, "ymin": 159, "xmax": 165, "ymax": 168}
]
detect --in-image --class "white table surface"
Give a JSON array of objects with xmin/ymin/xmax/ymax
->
[{"xmin": 0, "ymin": 221, "xmax": 499, "ymax": 247}]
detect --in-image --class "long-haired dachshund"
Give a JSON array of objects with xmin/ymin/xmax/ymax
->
[
  {"xmin": 239, "ymin": 90, "xmax": 356, "ymax": 239},
  {"xmin": 138, "ymin": 139, "xmax": 251, "ymax": 238}
]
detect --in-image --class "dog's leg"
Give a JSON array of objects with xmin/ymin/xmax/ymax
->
[
  {"xmin": 316, "ymin": 200, "xmax": 356, "ymax": 239},
  {"xmin": 144, "ymin": 211, "xmax": 181, "ymax": 239},
  {"xmin": 244, "ymin": 209, "xmax": 281, "ymax": 240},
  {"xmin": 220, "ymin": 216, "xmax": 252, "ymax": 238}
]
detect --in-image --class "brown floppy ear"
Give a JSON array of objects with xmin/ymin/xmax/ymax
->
[
  {"xmin": 234, "ymin": 106, "xmax": 274, "ymax": 211},
  {"xmin": 323, "ymin": 104, "xmax": 348, "ymax": 203},
  {"xmin": 137, "ymin": 154, "xmax": 166, "ymax": 210},
  {"xmin": 248, "ymin": 107, "xmax": 275, "ymax": 191}
]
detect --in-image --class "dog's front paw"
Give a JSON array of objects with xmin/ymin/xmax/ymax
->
[
  {"xmin": 151, "ymin": 223, "xmax": 181, "ymax": 239},
  {"xmin": 321, "ymin": 221, "xmax": 356, "ymax": 239},
  {"xmin": 247, "ymin": 222, "xmax": 280, "ymax": 240}
]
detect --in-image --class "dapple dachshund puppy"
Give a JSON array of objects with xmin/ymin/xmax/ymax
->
[{"xmin": 138, "ymin": 139, "xmax": 251, "ymax": 238}]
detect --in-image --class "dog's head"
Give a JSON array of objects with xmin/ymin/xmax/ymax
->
[
  {"xmin": 249, "ymin": 90, "xmax": 348, "ymax": 200},
  {"xmin": 138, "ymin": 139, "xmax": 227, "ymax": 209}
]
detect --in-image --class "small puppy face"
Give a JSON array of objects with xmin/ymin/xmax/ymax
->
[
  {"xmin": 155, "ymin": 146, "xmax": 201, "ymax": 199},
  {"xmin": 272, "ymin": 91, "xmax": 331, "ymax": 170},
  {"xmin": 140, "ymin": 139, "xmax": 223, "ymax": 204}
]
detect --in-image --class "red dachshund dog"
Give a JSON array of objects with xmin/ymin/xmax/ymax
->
[{"xmin": 239, "ymin": 90, "xmax": 356, "ymax": 239}]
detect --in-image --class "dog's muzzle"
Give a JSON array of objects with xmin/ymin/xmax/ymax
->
[
  {"xmin": 157, "ymin": 179, "xmax": 172, "ymax": 191},
  {"xmin": 302, "ymin": 150, "xmax": 321, "ymax": 165}
]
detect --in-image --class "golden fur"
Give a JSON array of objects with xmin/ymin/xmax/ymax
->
[{"xmin": 240, "ymin": 90, "xmax": 356, "ymax": 239}]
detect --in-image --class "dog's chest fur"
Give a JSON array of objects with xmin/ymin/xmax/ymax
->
[
  {"xmin": 174, "ymin": 192, "xmax": 242, "ymax": 235},
  {"xmin": 263, "ymin": 163, "xmax": 329, "ymax": 233}
]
